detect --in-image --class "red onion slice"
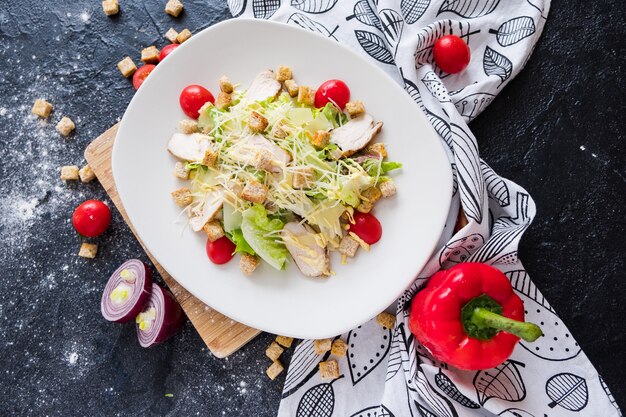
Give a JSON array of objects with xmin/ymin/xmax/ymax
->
[
  {"xmin": 136, "ymin": 284, "xmax": 184, "ymax": 347},
  {"xmin": 101, "ymin": 259, "xmax": 152, "ymax": 323}
]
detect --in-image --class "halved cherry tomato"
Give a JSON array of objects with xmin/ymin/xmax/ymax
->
[
  {"xmin": 180, "ymin": 85, "xmax": 215, "ymax": 119},
  {"xmin": 206, "ymin": 236, "xmax": 236, "ymax": 265},
  {"xmin": 72, "ymin": 200, "xmax": 111, "ymax": 238},
  {"xmin": 159, "ymin": 44, "xmax": 179, "ymax": 61},
  {"xmin": 314, "ymin": 79, "xmax": 350, "ymax": 109},
  {"xmin": 433, "ymin": 35, "xmax": 471, "ymax": 74},
  {"xmin": 132, "ymin": 65, "xmax": 156, "ymax": 90},
  {"xmin": 349, "ymin": 212, "xmax": 382, "ymax": 244}
]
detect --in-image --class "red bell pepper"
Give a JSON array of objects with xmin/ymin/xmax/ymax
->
[{"xmin": 409, "ymin": 263, "xmax": 542, "ymax": 370}]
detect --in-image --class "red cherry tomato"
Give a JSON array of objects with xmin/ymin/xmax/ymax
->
[
  {"xmin": 72, "ymin": 200, "xmax": 111, "ymax": 238},
  {"xmin": 179, "ymin": 85, "xmax": 215, "ymax": 119},
  {"xmin": 314, "ymin": 79, "xmax": 350, "ymax": 109},
  {"xmin": 433, "ymin": 35, "xmax": 471, "ymax": 74},
  {"xmin": 132, "ymin": 65, "xmax": 156, "ymax": 90},
  {"xmin": 206, "ymin": 236, "xmax": 236, "ymax": 265},
  {"xmin": 349, "ymin": 212, "xmax": 382, "ymax": 245},
  {"xmin": 159, "ymin": 44, "xmax": 179, "ymax": 61}
]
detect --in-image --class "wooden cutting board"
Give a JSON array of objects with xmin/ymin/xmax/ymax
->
[{"xmin": 84, "ymin": 125, "xmax": 260, "ymax": 358}]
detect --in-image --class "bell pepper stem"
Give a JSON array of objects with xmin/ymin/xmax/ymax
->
[{"xmin": 471, "ymin": 308, "xmax": 543, "ymax": 342}]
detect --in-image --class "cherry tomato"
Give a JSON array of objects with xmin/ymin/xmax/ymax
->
[
  {"xmin": 349, "ymin": 212, "xmax": 382, "ymax": 245},
  {"xmin": 159, "ymin": 44, "xmax": 179, "ymax": 61},
  {"xmin": 433, "ymin": 35, "xmax": 471, "ymax": 74},
  {"xmin": 314, "ymin": 79, "xmax": 350, "ymax": 109},
  {"xmin": 72, "ymin": 200, "xmax": 111, "ymax": 238},
  {"xmin": 132, "ymin": 65, "xmax": 156, "ymax": 90},
  {"xmin": 179, "ymin": 85, "xmax": 215, "ymax": 119},
  {"xmin": 206, "ymin": 236, "xmax": 236, "ymax": 265}
]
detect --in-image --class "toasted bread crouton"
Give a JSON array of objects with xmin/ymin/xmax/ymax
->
[
  {"xmin": 297, "ymin": 86, "xmax": 315, "ymax": 106},
  {"xmin": 78, "ymin": 242, "xmax": 98, "ymax": 259},
  {"xmin": 252, "ymin": 149, "xmax": 274, "ymax": 172},
  {"xmin": 379, "ymin": 180, "xmax": 396, "ymax": 198},
  {"xmin": 356, "ymin": 200, "xmax": 373, "ymax": 213},
  {"xmin": 272, "ymin": 121, "xmax": 288, "ymax": 139},
  {"xmin": 56, "ymin": 116, "xmax": 75, "ymax": 136},
  {"xmin": 173, "ymin": 162, "xmax": 190, "ymax": 179},
  {"xmin": 79, "ymin": 165, "xmax": 96, "ymax": 183},
  {"xmin": 345, "ymin": 101, "xmax": 365, "ymax": 117},
  {"xmin": 275, "ymin": 336, "xmax": 294, "ymax": 348},
  {"xmin": 377, "ymin": 312, "xmax": 396, "ymax": 329},
  {"xmin": 338, "ymin": 235, "xmax": 359, "ymax": 257},
  {"xmin": 240, "ymin": 254, "xmax": 260, "ymax": 275},
  {"xmin": 165, "ymin": 28, "xmax": 179, "ymax": 43},
  {"xmin": 171, "ymin": 187, "xmax": 192, "ymax": 206},
  {"xmin": 348, "ymin": 232, "xmax": 370, "ymax": 252},
  {"xmin": 202, "ymin": 220, "xmax": 224, "ymax": 241},
  {"xmin": 202, "ymin": 149, "xmax": 218, "ymax": 167},
  {"xmin": 141, "ymin": 46, "xmax": 160, "ymax": 64},
  {"xmin": 248, "ymin": 111, "xmax": 269, "ymax": 133},
  {"xmin": 117, "ymin": 57, "xmax": 136, "ymax": 78},
  {"xmin": 331, "ymin": 339, "xmax": 348, "ymax": 356},
  {"xmin": 176, "ymin": 28, "xmax": 192, "ymax": 44},
  {"xmin": 361, "ymin": 186, "xmax": 382, "ymax": 204},
  {"xmin": 276, "ymin": 66, "xmax": 292, "ymax": 82},
  {"xmin": 102, "ymin": 0, "xmax": 119, "ymax": 16},
  {"xmin": 215, "ymin": 91, "xmax": 232, "ymax": 110},
  {"xmin": 266, "ymin": 341, "xmax": 284, "ymax": 361},
  {"xmin": 165, "ymin": 0, "xmax": 183, "ymax": 16},
  {"xmin": 179, "ymin": 119, "xmax": 199, "ymax": 134},
  {"xmin": 32, "ymin": 99, "xmax": 53, "ymax": 118},
  {"xmin": 241, "ymin": 180, "xmax": 268, "ymax": 204},
  {"xmin": 313, "ymin": 338, "xmax": 332, "ymax": 355},
  {"xmin": 292, "ymin": 167, "xmax": 314, "ymax": 189},
  {"xmin": 60, "ymin": 165, "xmax": 79, "ymax": 181},
  {"xmin": 219, "ymin": 75, "xmax": 234, "ymax": 94},
  {"xmin": 266, "ymin": 360, "xmax": 284, "ymax": 380},
  {"xmin": 284, "ymin": 79, "xmax": 298, "ymax": 97},
  {"xmin": 310, "ymin": 130, "xmax": 330, "ymax": 149},
  {"xmin": 365, "ymin": 142, "xmax": 387, "ymax": 158},
  {"xmin": 319, "ymin": 360, "xmax": 340, "ymax": 380}
]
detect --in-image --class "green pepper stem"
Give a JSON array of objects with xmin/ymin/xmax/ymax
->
[{"xmin": 470, "ymin": 308, "xmax": 543, "ymax": 342}]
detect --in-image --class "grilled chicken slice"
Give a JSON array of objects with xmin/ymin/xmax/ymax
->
[
  {"xmin": 189, "ymin": 189, "xmax": 224, "ymax": 232},
  {"xmin": 282, "ymin": 222, "xmax": 329, "ymax": 277},
  {"xmin": 167, "ymin": 133, "xmax": 213, "ymax": 162},
  {"xmin": 330, "ymin": 114, "xmax": 383, "ymax": 157},
  {"xmin": 228, "ymin": 134, "xmax": 291, "ymax": 172},
  {"xmin": 246, "ymin": 70, "xmax": 282, "ymax": 103}
]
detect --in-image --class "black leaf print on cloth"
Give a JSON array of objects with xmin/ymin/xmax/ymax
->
[
  {"xmin": 527, "ymin": 0, "xmax": 547, "ymax": 18},
  {"xmin": 296, "ymin": 376, "xmax": 343, "ymax": 417},
  {"xmin": 402, "ymin": 72, "xmax": 425, "ymax": 108},
  {"xmin": 386, "ymin": 326, "xmax": 402, "ymax": 382},
  {"xmin": 451, "ymin": 163, "xmax": 459, "ymax": 196},
  {"xmin": 422, "ymin": 72, "xmax": 451, "ymax": 102},
  {"xmin": 599, "ymin": 376, "xmax": 622, "ymax": 415},
  {"xmin": 473, "ymin": 360, "xmax": 526, "ymax": 406},
  {"xmin": 288, "ymin": 13, "xmax": 339, "ymax": 40},
  {"xmin": 414, "ymin": 20, "xmax": 480, "ymax": 72},
  {"xmin": 491, "ymin": 250, "xmax": 518, "ymax": 265},
  {"xmin": 252, "ymin": 0, "xmax": 280, "ymax": 19},
  {"xmin": 454, "ymin": 92, "xmax": 495, "ymax": 122},
  {"xmin": 435, "ymin": 370, "xmax": 480, "ymax": 409},
  {"xmin": 450, "ymin": 123, "xmax": 484, "ymax": 223},
  {"xmin": 379, "ymin": 9, "xmax": 404, "ymax": 57},
  {"xmin": 347, "ymin": 321, "xmax": 392, "ymax": 385},
  {"xmin": 291, "ymin": 0, "xmax": 338, "ymax": 14},
  {"xmin": 227, "ymin": 0, "xmax": 247, "ymax": 17},
  {"xmin": 417, "ymin": 404, "xmax": 437, "ymax": 417},
  {"xmin": 415, "ymin": 372, "xmax": 459, "ymax": 417},
  {"xmin": 484, "ymin": 46, "xmax": 513, "ymax": 86},
  {"xmin": 425, "ymin": 110, "xmax": 452, "ymax": 151},
  {"xmin": 489, "ymin": 16, "xmax": 536, "ymax": 47},
  {"xmin": 401, "ymin": 0, "xmax": 430, "ymax": 24},
  {"xmin": 350, "ymin": 405, "xmax": 395, "ymax": 417},
  {"xmin": 283, "ymin": 340, "xmax": 333, "ymax": 399},
  {"xmin": 498, "ymin": 409, "xmax": 535, "ymax": 417},
  {"xmin": 439, "ymin": 233, "xmax": 484, "ymax": 267},
  {"xmin": 546, "ymin": 373, "xmax": 589, "ymax": 411},
  {"xmin": 355, "ymin": 30, "xmax": 395, "ymax": 65},
  {"xmin": 346, "ymin": 0, "xmax": 381, "ymax": 28},
  {"xmin": 438, "ymin": 0, "xmax": 500, "ymax": 18},
  {"xmin": 480, "ymin": 160, "xmax": 510, "ymax": 206}
]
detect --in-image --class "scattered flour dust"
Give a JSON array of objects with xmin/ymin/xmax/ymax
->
[
  {"xmin": 68, "ymin": 352, "xmax": 78, "ymax": 365},
  {"xmin": 80, "ymin": 11, "xmax": 91, "ymax": 24}
]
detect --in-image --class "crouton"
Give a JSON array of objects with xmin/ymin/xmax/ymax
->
[
  {"xmin": 253, "ymin": 149, "xmax": 274, "ymax": 172},
  {"xmin": 202, "ymin": 149, "xmax": 218, "ymax": 167},
  {"xmin": 32, "ymin": 99, "xmax": 53, "ymax": 118},
  {"xmin": 365, "ymin": 142, "xmax": 387, "ymax": 158},
  {"xmin": 345, "ymin": 101, "xmax": 365, "ymax": 117},
  {"xmin": 310, "ymin": 130, "xmax": 330, "ymax": 149},
  {"xmin": 348, "ymin": 232, "xmax": 370, "ymax": 252},
  {"xmin": 313, "ymin": 338, "xmax": 332, "ymax": 355},
  {"xmin": 215, "ymin": 91, "xmax": 232, "ymax": 110},
  {"xmin": 176, "ymin": 28, "xmax": 192, "ymax": 44},
  {"xmin": 297, "ymin": 86, "xmax": 315, "ymax": 106},
  {"xmin": 379, "ymin": 180, "xmax": 396, "ymax": 198},
  {"xmin": 292, "ymin": 167, "xmax": 314, "ymax": 189},
  {"xmin": 265, "ymin": 341, "xmax": 284, "ymax": 361},
  {"xmin": 241, "ymin": 180, "xmax": 268, "ymax": 204},
  {"xmin": 55, "ymin": 116, "xmax": 75, "ymax": 136},
  {"xmin": 102, "ymin": 0, "xmax": 119, "ymax": 16},
  {"xmin": 319, "ymin": 360, "xmax": 340, "ymax": 380},
  {"xmin": 276, "ymin": 66, "xmax": 292, "ymax": 82},
  {"xmin": 60, "ymin": 165, "xmax": 79, "ymax": 181},
  {"xmin": 165, "ymin": 0, "xmax": 184, "ymax": 17},
  {"xmin": 117, "ymin": 57, "xmax": 136, "ymax": 78},
  {"xmin": 78, "ymin": 243, "xmax": 98, "ymax": 259},
  {"xmin": 179, "ymin": 119, "xmax": 199, "ymax": 134},
  {"xmin": 361, "ymin": 187, "xmax": 382, "ymax": 204},
  {"xmin": 338, "ymin": 235, "xmax": 359, "ymax": 257},
  {"xmin": 171, "ymin": 187, "xmax": 192, "ymax": 206},
  {"xmin": 356, "ymin": 200, "xmax": 373, "ymax": 214},
  {"xmin": 141, "ymin": 46, "xmax": 160, "ymax": 64},
  {"xmin": 331, "ymin": 339, "xmax": 348, "ymax": 357},
  {"xmin": 219, "ymin": 76, "xmax": 234, "ymax": 94},
  {"xmin": 240, "ymin": 254, "xmax": 260, "ymax": 275},
  {"xmin": 173, "ymin": 162, "xmax": 190, "ymax": 179},
  {"xmin": 266, "ymin": 360, "xmax": 284, "ymax": 380},
  {"xmin": 79, "ymin": 165, "xmax": 96, "ymax": 183},
  {"xmin": 165, "ymin": 28, "xmax": 179, "ymax": 43},
  {"xmin": 248, "ymin": 111, "xmax": 269, "ymax": 133},
  {"xmin": 284, "ymin": 79, "xmax": 299, "ymax": 97},
  {"xmin": 202, "ymin": 220, "xmax": 224, "ymax": 241},
  {"xmin": 275, "ymin": 336, "xmax": 294, "ymax": 348},
  {"xmin": 273, "ymin": 121, "xmax": 288, "ymax": 139},
  {"xmin": 376, "ymin": 312, "xmax": 396, "ymax": 329}
]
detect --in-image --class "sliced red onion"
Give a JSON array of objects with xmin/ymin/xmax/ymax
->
[
  {"xmin": 101, "ymin": 259, "xmax": 152, "ymax": 323},
  {"xmin": 136, "ymin": 284, "xmax": 184, "ymax": 348}
]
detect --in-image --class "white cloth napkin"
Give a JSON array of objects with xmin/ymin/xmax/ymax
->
[{"xmin": 230, "ymin": 1, "xmax": 622, "ymax": 416}]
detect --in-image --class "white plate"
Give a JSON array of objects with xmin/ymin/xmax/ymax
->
[{"xmin": 112, "ymin": 19, "xmax": 452, "ymax": 339}]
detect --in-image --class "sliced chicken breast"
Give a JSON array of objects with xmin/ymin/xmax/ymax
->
[
  {"xmin": 330, "ymin": 114, "xmax": 383, "ymax": 157},
  {"xmin": 168, "ymin": 133, "xmax": 213, "ymax": 162},
  {"xmin": 189, "ymin": 189, "xmax": 224, "ymax": 232},
  {"xmin": 246, "ymin": 70, "xmax": 282, "ymax": 103},
  {"xmin": 282, "ymin": 222, "xmax": 329, "ymax": 277},
  {"xmin": 228, "ymin": 134, "xmax": 291, "ymax": 172}
]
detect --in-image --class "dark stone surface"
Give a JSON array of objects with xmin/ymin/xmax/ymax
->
[{"xmin": 0, "ymin": 1, "xmax": 623, "ymax": 416}]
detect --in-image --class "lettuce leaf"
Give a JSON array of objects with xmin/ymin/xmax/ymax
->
[
  {"xmin": 241, "ymin": 205, "xmax": 288, "ymax": 270},
  {"xmin": 361, "ymin": 158, "xmax": 402, "ymax": 177},
  {"xmin": 229, "ymin": 229, "xmax": 255, "ymax": 255}
]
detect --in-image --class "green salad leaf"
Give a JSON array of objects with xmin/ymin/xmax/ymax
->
[
  {"xmin": 241, "ymin": 205, "xmax": 288, "ymax": 270},
  {"xmin": 361, "ymin": 158, "xmax": 403, "ymax": 177},
  {"xmin": 229, "ymin": 229, "xmax": 255, "ymax": 255}
]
